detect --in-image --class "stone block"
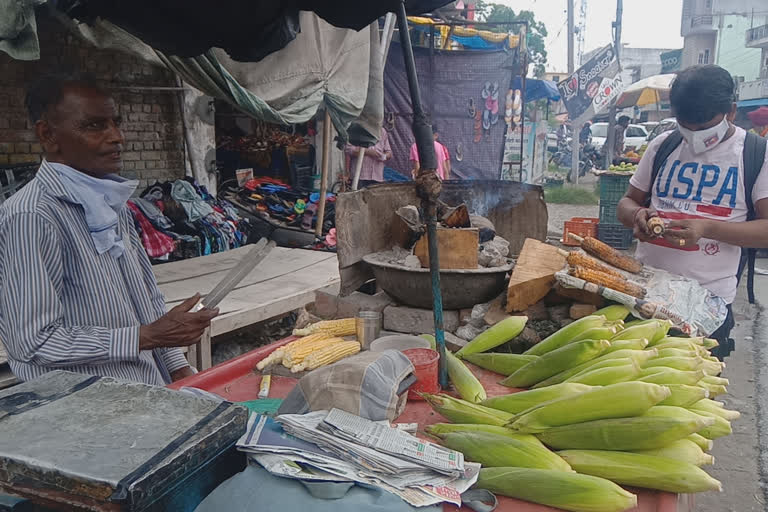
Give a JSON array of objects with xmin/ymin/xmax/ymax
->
[
  {"xmin": 444, "ymin": 332, "xmax": 468, "ymax": 352},
  {"xmin": 548, "ymin": 304, "xmax": 570, "ymax": 323},
  {"xmin": 312, "ymin": 289, "xmax": 339, "ymax": 319},
  {"xmin": 522, "ymin": 301, "xmax": 549, "ymax": 321},
  {"xmin": 337, "ymin": 291, "xmax": 394, "ymax": 319},
  {"xmin": 570, "ymin": 303, "xmax": 597, "ymax": 320},
  {"xmin": 459, "ymin": 309, "xmax": 473, "ymax": 325},
  {"xmin": 383, "ymin": 305, "xmax": 459, "ymax": 334}
]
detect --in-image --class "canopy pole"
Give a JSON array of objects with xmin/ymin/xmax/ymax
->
[
  {"xmin": 315, "ymin": 110, "xmax": 332, "ymax": 238},
  {"xmin": 396, "ymin": 2, "xmax": 448, "ymax": 389},
  {"xmin": 351, "ymin": 147, "xmax": 365, "ymax": 190}
]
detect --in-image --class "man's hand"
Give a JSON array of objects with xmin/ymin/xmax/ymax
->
[
  {"xmin": 631, "ymin": 207, "xmax": 658, "ymax": 242},
  {"xmin": 139, "ymin": 294, "xmax": 219, "ymax": 351},
  {"xmin": 663, "ymin": 219, "xmax": 709, "ymax": 249}
]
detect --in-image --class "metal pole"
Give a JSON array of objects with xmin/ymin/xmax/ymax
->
[
  {"xmin": 396, "ymin": 2, "xmax": 447, "ymax": 388},
  {"xmin": 519, "ymin": 67, "xmax": 528, "ymax": 182},
  {"xmin": 567, "ymin": 0, "xmax": 579, "ymax": 181},
  {"xmin": 605, "ymin": 0, "xmax": 623, "ymax": 169},
  {"xmin": 567, "ymin": 0, "xmax": 575, "ymax": 75},
  {"xmin": 315, "ymin": 110, "xmax": 332, "ymax": 238}
]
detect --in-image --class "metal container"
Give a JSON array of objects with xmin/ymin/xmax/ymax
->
[
  {"xmin": 362, "ymin": 254, "xmax": 513, "ymax": 310},
  {"xmin": 356, "ymin": 311, "xmax": 382, "ymax": 350}
]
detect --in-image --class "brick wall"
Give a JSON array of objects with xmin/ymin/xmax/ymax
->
[{"xmin": 0, "ymin": 13, "xmax": 186, "ymax": 190}]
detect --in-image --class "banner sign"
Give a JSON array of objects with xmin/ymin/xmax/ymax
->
[
  {"xmin": 660, "ymin": 49, "xmax": 683, "ymax": 74},
  {"xmin": 557, "ymin": 44, "xmax": 621, "ymax": 124}
]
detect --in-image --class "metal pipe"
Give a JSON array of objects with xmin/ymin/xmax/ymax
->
[
  {"xmin": 519, "ymin": 29, "xmax": 528, "ymax": 182},
  {"xmin": 315, "ymin": 110, "xmax": 332, "ymax": 238},
  {"xmin": 396, "ymin": 2, "xmax": 447, "ymax": 388},
  {"xmin": 112, "ymin": 86, "xmax": 187, "ymax": 91}
]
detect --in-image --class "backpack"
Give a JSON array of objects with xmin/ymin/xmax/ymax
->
[{"xmin": 650, "ymin": 130, "xmax": 767, "ymax": 303}]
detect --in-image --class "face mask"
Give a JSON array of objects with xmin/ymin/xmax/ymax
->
[{"xmin": 678, "ymin": 116, "xmax": 730, "ymax": 154}]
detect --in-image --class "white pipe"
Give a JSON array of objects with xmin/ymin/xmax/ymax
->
[{"xmin": 351, "ymin": 147, "xmax": 366, "ymax": 190}]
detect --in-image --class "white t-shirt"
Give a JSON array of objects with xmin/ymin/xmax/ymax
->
[{"xmin": 630, "ymin": 127, "xmax": 768, "ymax": 303}]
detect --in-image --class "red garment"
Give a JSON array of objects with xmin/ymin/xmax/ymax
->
[{"xmin": 127, "ymin": 201, "xmax": 176, "ymax": 258}]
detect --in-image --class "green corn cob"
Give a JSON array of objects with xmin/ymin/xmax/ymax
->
[
  {"xmin": 474, "ymin": 467, "xmax": 638, "ymax": 512},
  {"xmin": 649, "ymin": 320, "xmax": 672, "ymax": 344},
  {"xmin": 440, "ymin": 432, "xmax": 573, "ymax": 471},
  {"xmin": 655, "ymin": 347, "xmax": 699, "ymax": 358},
  {"xmin": 622, "ymin": 318, "xmax": 658, "ymax": 329},
  {"xmin": 605, "ymin": 338, "xmax": 649, "ymax": 352},
  {"xmin": 524, "ymin": 315, "xmax": 607, "ymax": 356},
  {"xmin": 462, "ymin": 352, "xmax": 538, "ymax": 376},
  {"xmin": 697, "ymin": 381, "xmax": 727, "ymax": 397},
  {"xmin": 569, "ymin": 326, "xmax": 619, "ymax": 344},
  {"xmin": 631, "ymin": 438, "xmax": 714, "ymax": 466},
  {"xmin": 642, "ymin": 356, "xmax": 703, "ymax": 372},
  {"xmin": 456, "ymin": 316, "xmax": 528, "ymax": 358},
  {"xmin": 653, "ymin": 339, "xmax": 705, "ymax": 353},
  {"xmin": 565, "ymin": 363, "xmax": 639, "ymax": 386},
  {"xmin": 687, "ymin": 433, "xmax": 714, "ymax": 452},
  {"xmin": 700, "ymin": 359, "xmax": 724, "ymax": 376},
  {"xmin": 656, "ymin": 336, "xmax": 705, "ymax": 346},
  {"xmin": 658, "ymin": 384, "xmax": 710, "ymax": 407},
  {"xmin": 642, "ymin": 405, "xmax": 731, "ymax": 440},
  {"xmin": 702, "ymin": 337, "xmax": 719, "ymax": 349},
  {"xmin": 421, "ymin": 393, "xmax": 513, "ymax": 426},
  {"xmin": 536, "ymin": 414, "xmax": 714, "ymax": 451},
  {"xmin": 501, "ymin": 339, "xmax": 611, "ymax": 388},
  {"xmin": 558, "ymin": 450, "xmax": 722, "ymax": 493},
  {"xmin": 610, "ymin": 323, "xmax": 661, "ymax": 343},
  {"xmin": 446, "ymin": 351, "xmax": 487, "ymax": 403},
  {"xmin": 425, "ymin": 423, "xmax": 544, "ymax": 444},
  {"xmin": 701, "ymin": 375, "xmax": 729, "ymax": 387},
  {"xmin": 594, "ymin": 305, "xmax": 631, "ymax": 322},
  {"xmin": 688, "ymin": 399, "xmax": 741, "ymax": 421},
  {"xmin": 532, "ymin": 348, "xmax": 658, "ymax": 389},
  {"xmin": 481, "ymin": 383, "xmax": 594, "ymax": 414},
  {"xmin": 507, "ymin": 382, "xmax": 670, "ymax": 433},
  {"xmin": 637, "ymin": 368, "xmax": 705, "ymax": 385}
]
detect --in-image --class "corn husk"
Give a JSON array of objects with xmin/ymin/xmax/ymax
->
[
  {"xmin": 570, "ymin": 326, "xmax": 619, "ymax": 344},
  {"xmin": 421, "ymin": 393, "xmax": 513, "ymax": 426},
  {"xmin": 655, "ymin": 347, "xmax": 699, "ymax": 359},
  {"xmin": 502, "ymin": 339, "xmax": 611, "ymax": 388},
  {"xmin": 658, "ymin": 384, "xmax": 710, "ymax": 407},
  {"xmin": 507, "ymin": 382, "xmax": 670, "ymax": 433},
  {"xmin": 565, "ymin": 362, "xmax": 639, "ymax": 386},
  {"xmin": 524, "ymin": 315, "xmax": 608, "ymax": 356},
  {"xmin": 440, "ymin": 432, "xmax": 573, "ymax": 471},
  {"xmin": 688, "ymin": 399, "xmax": 741, "ymax": 421},
  {"xmin": 456, "ymin": 316, "xmax": 528, "ymax": 358},
  {"xmin": 425, "ymin": 423, "xmax": 543, "ymax": 444},
  {"xmin": 631, "ymin": 438, "xmax": 714, "ymax": 466},
  {"xmin": 637, "ymin": 368, "xmax": 705, "ymax": 385},
  {"xmin": 481, "ymin": 383, "xmax": 594, "ymax": 414},
  {"xmin": 610, "ymin": 323, "xmax": 661, "ymax": 343},
  {"xmin": 594, "ymin": 305, "xmax": 631, "ymax": 322},
  {"xmin": 558, "ymin": 450, "xmax": 722, "ymax": 493},
  {"xmin": 605, "ymin": 338, "xmax": 649, "ymax": 352},
  {"xmin": 533, "ymin": 349, "xmax": 658, "ymax": 389},
  {"xmin": 474, "ymin": 467, "xmax": 638, "ymax": 512},
  {"xmin": 446, "ymin": 351, "xmax": 486, "ymax": 403},
  {"xmin": 687, "ymin": 433, "xmax": 714, "ymax": 452},
  {"xmin": 462, "ymin": 353, "xmax": 538, "ymax": 376},
  {"xmin": 642, "ymin": 405, "xmax": 731, "ymax": 440}
]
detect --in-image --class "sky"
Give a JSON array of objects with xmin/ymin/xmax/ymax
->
[{"xmin": 492, "ymin": 0, "xmax": 685, "ymax": 72}]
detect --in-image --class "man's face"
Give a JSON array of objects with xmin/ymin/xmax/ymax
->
[
  {"xmin": 433, "ymin": 132, "xmax": 439, "ymax": 141},
  {"xmin": 676, "ymin": 103, "xmax": 736, "ymax": 132},
  {"xmin": 36, "ymin": 85, "xmax": 124, "ymax": 177}
]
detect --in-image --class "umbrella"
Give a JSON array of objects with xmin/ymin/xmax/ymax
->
[{"xmin": 615, "ymin": 73, "xmax": 676, "ymax": 109}]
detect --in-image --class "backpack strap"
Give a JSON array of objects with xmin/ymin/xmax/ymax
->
[
  {"xmin": 647, "ymin": 131, "xmax": 684, "ymax": 207},
  {"xmin": 737, "ymin": 131, "xmax": 767, "ymax": 304}
]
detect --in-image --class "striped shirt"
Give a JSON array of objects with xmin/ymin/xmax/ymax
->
[{"xmin": 0, "ymin": 160, "xmax": 189, "ymax": 385}]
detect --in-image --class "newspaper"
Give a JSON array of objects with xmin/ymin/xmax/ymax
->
[
  {"xmin": 237, "ymin": 413, "xmax": 479, "ymax": 507},
  {"xmin": 555, "ymin": 253, "xmax": 728, "ymax": 336}
]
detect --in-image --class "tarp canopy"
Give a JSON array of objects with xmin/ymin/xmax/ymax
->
[{"xmin": 511, "ymin": 77, "xmax": 561, "ymax": 103}]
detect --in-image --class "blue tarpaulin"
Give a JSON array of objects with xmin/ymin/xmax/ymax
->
[
  {"xmin": 511, "ymin": 77, "xmax": 561, "ymax": 103},
  {"xmin": 738, "ymin": 98, "xmax": 768, "ymax": 108}
]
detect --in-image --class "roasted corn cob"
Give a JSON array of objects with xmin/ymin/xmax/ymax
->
[
  {"xmin": 474, "ymin": 467, "xmax": 638, "ymax": 512},
  {"xmin": 631, "ymin": 439, "xmax": 714, "ymax": 466},
  {"xmin": 570, "ymin": 266, "xmax": 646, "ymax": 298},
  {"xmin": 290, "ymin": 340, "xmax": 360, "ymax": 372},
  {"xmin": 536, "ymin": 414, "xmax": 714, "ymax": 451},
  {"xmin": 481, "ymin": 383, "xmax": 594, "ymax": 414},
  {"xmin": 292, "ymin": 318, "xmax": 356, "ymax": 337},
  {"xmin": 440, "ymin": 432, "xmax": 574, "ymax": 471},
  {"xmin": 255, "ymin": 333, "xmax": 329, "ymax": 370},
  {"xmin": 564, "ymin": 250, "xmax": 625, "ymax": 278},
  {"xmin": 501, "ymin": 339, "xmax": 611, "ymax": 388},
  {"xmin": 558, "ymin": 450, "xmax": 722, "ymax": 493},
  {"xmin": 647, "ymin": 216, "xmax": 665, "ymax": 236},
  {"xmin": 568, "ymin": 233, "xmax": 644, "ymax": 273},
  {"xmin": 524, "ymin": 315, "xmax": 607, "ymax": 356},
  {"xmin": 282, "ymin": 336, "xmax": 345, "ymax": 368},
  {"xmin": 455, "ymin": 316, "xmax": 528, "ymax": 358},
  {"xmin": 507, "ymin": 382, "xmax": 670, "ymax": 433},
  {"xmin": 446, "ymin": 351, "xmax": 487, "ymax": 403},
  {"xmin": 462, "ymin": 353, "xmax": 538, "ymax": 376}
]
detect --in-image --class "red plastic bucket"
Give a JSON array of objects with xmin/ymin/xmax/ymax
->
[{"xmin": 403, "ymin": 348, "xmax": 440, "ymax": 400}]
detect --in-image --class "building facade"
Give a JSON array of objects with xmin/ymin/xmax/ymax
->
[{"xmin": 680, "ymin": 0, "xmax": 766, "ymax": 81}]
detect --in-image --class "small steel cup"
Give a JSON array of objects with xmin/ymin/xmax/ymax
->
[{"xmin": 356, "ymin": 311, "xmax": 382, "ymax": 350}]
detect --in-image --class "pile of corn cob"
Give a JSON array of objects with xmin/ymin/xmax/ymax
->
[
  {"xmin": 422, "ymin": 304, "xmax": 736, "ymax": 512},
  {"xmin": 255, "ymin": 319, "xmax": 360, "ymax": 372}
]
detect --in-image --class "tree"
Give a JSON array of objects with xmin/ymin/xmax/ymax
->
[{"xmin": 474, "ymin": 2, "xmax": 548, "ymax": 77}]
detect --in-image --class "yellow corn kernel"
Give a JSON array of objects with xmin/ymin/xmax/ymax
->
[
  {"xmin": 255, "ymin": 333, "xmax": 329, "ymax": 370},
  {"xmin": 569, "ymin": 233, "xmax": 644, "ymax": 273},
  {"xmin": 570, "ymin": 266, "xmax": 646, "ymax": 298},
  {"xmin": 282, "ymin": 337, "xmax": 345, "ymax": 368},
  {"xmin": 290, "ymin": 340, "xmax": 361, "ymax": 372},
  {"xmin": 566, "ymin": 251, "xmax": 624, "ymax": 278}
]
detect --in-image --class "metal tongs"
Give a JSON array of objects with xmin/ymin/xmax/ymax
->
[{"xmin": 192, "ymin": 238, "xmax": 276, "ymax": 312}]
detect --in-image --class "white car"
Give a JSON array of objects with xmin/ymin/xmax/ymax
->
[{"xmin": 590, "ymin": 122, "xmax": 649, "ymax": 152}]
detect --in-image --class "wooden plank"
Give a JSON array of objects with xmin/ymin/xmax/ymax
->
[
  {"xmin": 154, "ymin": 247, "xmax": 337, "ymax": 303},
  {"xmin": 0, "ymin": 343, "xmax": 6, "ymax": 366},
  {"xmin": 507, "ymin": 238, "xmax": 566, "ymax": 312},
  {"xmin": 413, "ymin": 228, "xmax": 478, "ymax": 269}
]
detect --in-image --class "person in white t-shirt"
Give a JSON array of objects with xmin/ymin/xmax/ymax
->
[{"xmin": 617, "ymin": 65, "xmax": 768, "ymax": 358}]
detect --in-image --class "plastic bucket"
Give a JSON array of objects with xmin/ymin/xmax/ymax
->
[{"xmin": 402, "ymin": 348, "xmax": 440, "ymax": 400}]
